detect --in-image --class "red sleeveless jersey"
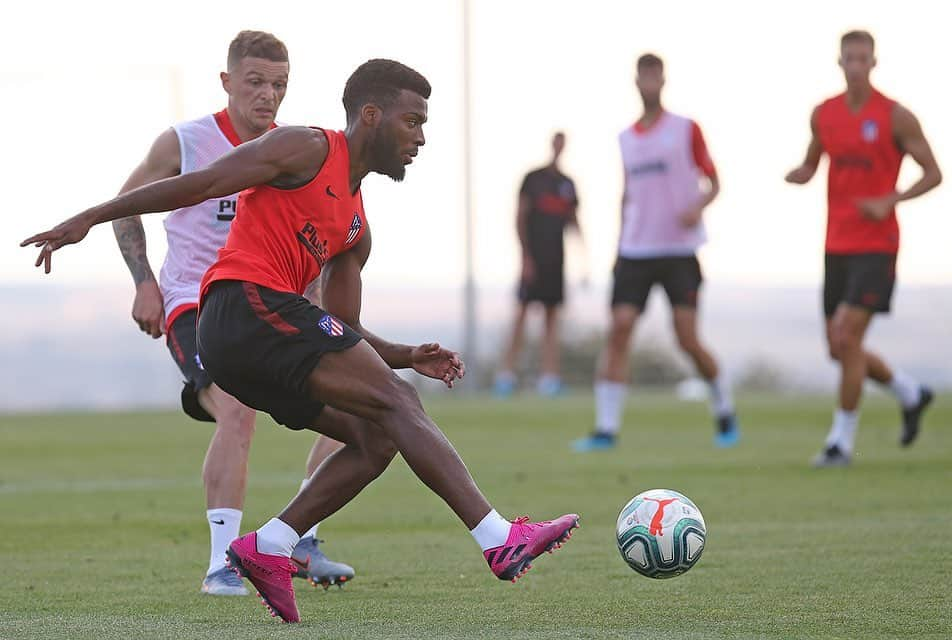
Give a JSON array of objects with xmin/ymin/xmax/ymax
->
[
  {"xmin": 200, "ymin": 129, "xmax": 367, "ymax": 300},
  {"xmin": 816, "ymin": 89, "xmax": 903, "ymax": 254}
]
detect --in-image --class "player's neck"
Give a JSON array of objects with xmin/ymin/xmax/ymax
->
[
  {"xmin": 844, "ymin": 83, "xmax": 874, "ymax": 111},
  {"xmin": 638, "ymin": 104, "xmax": 664, "ymax": 127},
  {"xmin": 344, "ymin": 128, "xmax": 371, "ymax": 194}
]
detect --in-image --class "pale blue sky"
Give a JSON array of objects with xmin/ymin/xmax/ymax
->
[{"xmin": 3, "ymin": 0, "xmax": 949, "ymax": 291}]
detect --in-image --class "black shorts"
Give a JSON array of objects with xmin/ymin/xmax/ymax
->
[
  {"xmin": 518, "ymin": 261, "xmax": 564, "ymax": 307},
  {"xmin": 166, "ymin": 308, "xmax": 215, "ymax": 423},
  {"xmin": 197, "ymin": 280, "xmax": 363, "ymax": 430},
  {"xmin": 611, "ymin": 255, "xmax": 703, "ymax": 310},
  {"xmin": 823, "ymin": 253, "xmax": 896, "ymax": 317}
]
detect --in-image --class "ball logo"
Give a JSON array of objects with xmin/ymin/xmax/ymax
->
[{"xmin": 861, "ymin": 119, "xmax": 879, "ymax": 142}]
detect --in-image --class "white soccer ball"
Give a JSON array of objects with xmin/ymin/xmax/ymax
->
[{"xmin": 615, "ymin": 488, "xmax": 706, "ymax": 579}]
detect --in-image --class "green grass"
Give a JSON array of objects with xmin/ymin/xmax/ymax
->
[{"xmin": 1, "ymin": 393, "xmax": 950, "ymax": 639}]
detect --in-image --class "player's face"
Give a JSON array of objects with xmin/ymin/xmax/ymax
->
[
  {"xmin": 839, "ymin": 42, "xmax": 876, "ymax": 87},
  {"xmin": 552, "ymin": 133, "xmax": 565, "ymax": 160},
  {"xmin": 370, "ymin": 90, "xmax": 427, "ymax": 182},
  {"xmin": 636, "ymin": 66, "xmax": 665, "ymax": 105},
  {"xmin": 221, "ymin": 57, "xmax": 289, "ymax": 133}
]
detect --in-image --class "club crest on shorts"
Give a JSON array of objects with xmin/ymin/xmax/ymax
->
[
  {"xmin": 345, "ymin": 213, "xmax": 362, "ymax": 245},
  {"xmin": 861, "ymin": 119, "xmax": 879, "ymax": 142},
  {"xmin": 318, "ymin": 314, "xmax": 344, "ymax": 337}
]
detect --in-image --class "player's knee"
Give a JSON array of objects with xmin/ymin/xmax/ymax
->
[
  {"xmin": 364, "ymin": 436, "xmax": 398, "ymax": 472},
  {"xmin": 367, "ymin": 372, "xmax": 422, "ymax": 421},
  {"xmin": 676, "ymin": 332, "xmax": 699, "ymax": 354}
]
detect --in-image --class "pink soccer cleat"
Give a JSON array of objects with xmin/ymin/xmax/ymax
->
[
  {"xmin": 226, "ymin": 533, "xmax": 300, "ymax": 623},
  {"xmin": 484, "ymin": 514, "xmax": 579, "ymax": 582}
]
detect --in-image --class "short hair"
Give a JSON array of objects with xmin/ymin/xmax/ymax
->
[
  {"xmin": 841, "ymin": 30, "xmax": 875, "ymax": 50},
  {"xmin": 227, "ymin": 30, "xmax": 289, "ymax": 70},
  {"xmin": 637, "ymin": 53, "xmax": 664, "ymax": 72},
  {"xmin": 342, "ymin": 59, "xmax": 432, "ymax": 123}
]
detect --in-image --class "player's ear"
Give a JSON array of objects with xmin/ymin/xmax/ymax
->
[
  {"xmin": 360, "ymin": 104, "xmax": 381, "ymax": 127},
  {"xmin": 220, "ymin": 71, "xmax": 231, "ymax": 95},
  {"xmin": 871, "ymin": 55, "xmax": 877, "ymax": 70}
]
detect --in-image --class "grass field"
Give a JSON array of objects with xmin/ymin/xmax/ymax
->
[{"xmin": 1, "ymin": 393, "xmax": 950, "ymax": 639}]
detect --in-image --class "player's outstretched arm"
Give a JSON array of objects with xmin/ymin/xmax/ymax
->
[
  {"xmin": 320, "ymin": 232, "xmax": 464, "ymax": 388},
  {"xmin": 22, "ymin": 127, "xmax": 326, "ymax": 273},
  {"xmin": 785, "ymin": 107, "xmax": 823, "ymax": 184}
]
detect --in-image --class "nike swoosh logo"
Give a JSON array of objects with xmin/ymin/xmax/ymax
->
[
  {"xmin": 290, "ymin": 556, "xmax": 310, "ymax": 570},
  {"xmin": 211, "ymin": 519, "xmax": 225, "ymax": 525},
  {"xmin": 326, "ymin": 185, "xmax": 339, "ymax": 199}
]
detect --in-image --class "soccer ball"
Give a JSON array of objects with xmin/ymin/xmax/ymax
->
[{"xmin": 615, "ymin": 489, "xmax": 706, "ymax": 579}]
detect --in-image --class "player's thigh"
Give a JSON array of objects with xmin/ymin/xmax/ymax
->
[
  {"xmin": 306, "ymin": 340, "xmax": 418, "ymax": 423},
  {"xmin": 830, "ymin": 304, "xmax": 874, "ymax": 348},
  {"xmin": 197, "ymin": 383, "xmax": 256, "ymax": 432},
  {"xmin": 608, "ymin": 304, "xmax": 640, "ymax": 348}
]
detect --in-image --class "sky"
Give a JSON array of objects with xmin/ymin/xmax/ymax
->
[{"xmin": 2, "ymin": 0, "xmax": 950, "ymax": 294}]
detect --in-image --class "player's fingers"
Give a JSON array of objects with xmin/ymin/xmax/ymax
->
[
  {"xmin": 44, "ymin": 249, "xmax": 52, "ymax": 274},
  {"xmin": 21, "ymin": 232, "xmax": 51, "ymax": 247}
]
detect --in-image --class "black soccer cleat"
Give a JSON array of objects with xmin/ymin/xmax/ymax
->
[{"xmin": 900, "ymin": 386, "xmax": 934, "ymax": 448}]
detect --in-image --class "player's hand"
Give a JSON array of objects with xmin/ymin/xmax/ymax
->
[
  {"xmin": 521, "ymin": 256, "xmax": 536, "ymax": 284},
  {"xmin": 857, "ymin": 195, "xmax": 896, "ymax": 221},
  {"xmin": 785, "ymin": 165, "xmax": 815, "ymax": 184},
  {"xmin": 679, "ymin": 205, "xmax": 704, "ymax": 228},
  {"xmin": 410, "ymin": 342, "xmax": 465, "ymax": 389},
  {"xmin": 20, "ymin": 213, "xmax": 94, "ymax": 274},
  {"xmin": 132, "ymin": 280, "xmax": 166, "ymax": 338}
]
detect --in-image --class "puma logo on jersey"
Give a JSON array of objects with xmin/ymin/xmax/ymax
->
[
  {"xmin": 297, "ymin": 222, "xmax": 329, "ymax": 267},
  {"xmin": 326, "ymin": 185, "xmax": 339, "ymax": 200},
  {"xmin": 216, "ymin": 199, "xmax": 238, "ymax": 221}
]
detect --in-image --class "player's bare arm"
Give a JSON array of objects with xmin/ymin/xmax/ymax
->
[
  {"xmin": 858, "ymin": 104, "xmax": 943, "ymax": 221},
  {"xmin": 681, "ymin": 173, "xmax": 720, "ymax": 228},
  {"xmin": 785, "ymin": 107, "xmax": 824, "ymax": 184},
  {"xmin": 112, "ymin": 128, "xmax": 181, "ymax": 338},
  {"xmin": 516, "ymin": 192, "xmax": 535, "ymax": 284},
  {"xmin": 22, "ymin": 127, "xmax": 328, "ymax": 273},
  {"xmin": 320, "ymin": 231, "xmax": 464, "ymax": 388}
]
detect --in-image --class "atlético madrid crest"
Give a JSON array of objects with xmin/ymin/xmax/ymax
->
[
  {"xmin": 861, "ymin": 119, "xmax": 879, "ymax": 142},
  {"xmin": 318, "ymin": 314, "xmax": 344, "ymax": 337}
]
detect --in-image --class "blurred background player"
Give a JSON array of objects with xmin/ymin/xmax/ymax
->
[
  {"xmin": 785, "ymin": 30, "xmax": 941, "ymax": 467},
  {"xmin": 111, "ymin": 30, "xmax": 354, "ymax": 594},
  {"xmin": 494, "ymin": 132, "xmax": 582, "ymax": 397},
  {"xmin": 573, "ymin": 53, "xmax": 738, "ymax": 452}
]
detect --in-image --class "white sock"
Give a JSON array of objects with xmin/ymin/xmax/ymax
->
[
  {"xmin": 536, "ymin": 374, "xmax": 561, "ymax": 393},
  {"xmin": 206, "ymin": 508, "xmax": 242, "ymax": 576},
  {"xmin": 470, "ymin": 509, "xmax": 512, "ymax": 551},
  {"xmin": 888, "ymin": 369, "xmax": 921, "ymax": 408},
  {"xmin": 825, "ymin": 408, "xmax": 859, "ymax": 453},
  {"xmin": 708, "ymin": 373, "xmax": 734, "ymax": 417},
  {"xmin": 594, "ymin": 381, "xmax": 627, "ymax": 435},
  {"xmin": 255, "ymin": 517, "xmax": 301, "ymax": 557}
]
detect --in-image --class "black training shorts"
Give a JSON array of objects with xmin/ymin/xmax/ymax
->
[
  {"xmin": 823, "ymin": 253, "xmax": 896, "ymax": 317},
  {"xmin": 166, "ymin": 308, "xmax": 215, "ymax": 423},
  {"xmin": 611, "ymin": 255, "xmax": 703, "ymax": 310},
  {"xmin": 197, "ymin": 280, "xmax": 363, "ymax": 430}
]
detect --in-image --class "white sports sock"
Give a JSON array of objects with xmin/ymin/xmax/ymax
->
[
  {"xmin": 888, "ymin": 369, "xmax": 921, "ymax": 408},
  {"xmin": 825, "ymin": 408, "xmax": 859, "ymax": 453},
  {"xmin": 206, "ymin": 508, "xmax": 242, "ymax": 576},
  {"xmin": 470, "ymin": 509, "xmax": 512, "ymax": 551},
  {"xmin": 298, "ymin": 480, "xmax": 321, "ymax": 540},
  {"xmin": 707, "ymin": 374, "xmax": 734, "ymax": 417},
  {"xmin": 594, "ymin": 381, "xmax": 627, "ymax": 435},
  {"xmin": 256, "ymin": 518, "xmax": 301, "ymax": 557}
]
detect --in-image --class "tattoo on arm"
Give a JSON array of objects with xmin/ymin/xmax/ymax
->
[{"xmin": 112, "ymin": 216, "xmax": 155, "ymax": 286}]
